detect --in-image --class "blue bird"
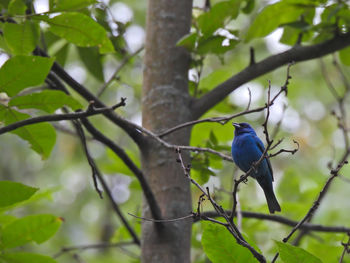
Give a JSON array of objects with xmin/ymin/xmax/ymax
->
[{"xmin": 231, "ymin": 122, "xmax": 281, "ymax": 213}]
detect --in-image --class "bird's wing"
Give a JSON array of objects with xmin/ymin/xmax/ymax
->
[{"xmin": 255, "ymin": 136, "xmax": 274, "ymax": 181}]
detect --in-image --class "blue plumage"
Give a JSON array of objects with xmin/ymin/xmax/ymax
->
[{"xmin": 231, "ymin": 122, "xmax": 281, "ymax": 213}]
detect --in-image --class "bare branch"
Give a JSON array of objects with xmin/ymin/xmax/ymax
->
[
  {"xmin": 71, "ymin": 120, "xmax": 140, "ymax": 245},
  {"xmin": 339, "ymin": 233, "xmax": 350, "ymax": 263},
  {"xmin": 197, "ymin": 210, "xmax": 350, "ymax": 233},
  {"xmin": 0, "ymin": 99, "xmax": 126, "ymax": 135},
  {"xmin": 176, "ymin": 148, "xmax": 267, "ymax": 263},
  {"xmin": 269, "ymin": 140, "xmax": 299, "ymax": 158},
  {"xmin": 159, "ymin": 67, "xmax": 290, "ymax": 138},
  {"xmin": 73, "ymin": 120, "xmax": 103, "ymax": 198},
  {"xmin": 128, "ymin": 212, "xmax": 193, "ymax": 223},
  {"xmin": 53, "ymin": 242, "xmax": 136, "ymax": 258},
  {"xmin": 230, "ymin": 67, "xmax": 295, "ymax": 222},
  {"xmin": 283, "ymin": 158, "xmax": 349, "ymax": 243},
  {"xmin": 81, "ymin": 118, "xmax": 163, "ymax": 221},
  {"xmin": 193, "ymin": 32, "xmax": 350, "ymax": 118},
  {"xmin": 33, "ymin": 48, "xmax": 144, "ymax": 146}
]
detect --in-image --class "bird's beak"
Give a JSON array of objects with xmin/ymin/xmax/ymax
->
[{"xmin": 232, "ymin": 122, "xmax": 240, "ymax": 128}]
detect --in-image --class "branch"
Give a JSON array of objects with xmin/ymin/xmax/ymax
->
[
  {"xmin": 73, "ymin": 119, "xmax": 103, "ymax": 198},
  {"xmin": 197, "ymin": 211, "xmax": 350, "ymax": 233},
  {"xmin": 159, "ymin": 65, "xmax": 290, "ymax": 137},
  {"xmin": 271, "ymin": 158, "xmax": 350, "ymax": 263},
  {"xmin": 0, "ymin": 100, "xmax": 126, "ymax": 135},
  {"xmin": 230, "ymin": 68, "xmax": 293, "ymax": 220},
  {"xmin": 0, "ymin": 99, "xmax": 126, "ymax": 135},
  {"xmin": 92, "ymin": 163, "xmax": 141, "ymax": 245},
  {"xmin": 176, "ymin": 148, "xmax": 266, "ymax": 263},
  {"xmin": 283, "ymin": 156, "xmax": 349, "ymax": 242},
  {"xmin": 118, "ymin": 118, "xmax": 234, "ymax": 161},
  {"xmin": 193, "ymin": 32, "xmax": 350, "ymax": 118},
  {"xmin": 128, "ymin": 212, "xmax": 193, "ymax": 223},
  {"xmin": 128, "ymin": 209, "xmax": 350, "ymax": 233},
  {"xmin": 158, "ymin": 104, "xmax": 270, "ymax": 137},
  {"xmin": 339, "ymin": 233, "xmax": 350, "ymax": 263},
  {"xmin": 71, "ymin": 120, "xmax": 140, "ymax": 245},
  {"xmin": 81, "ymin": 118, "xmax": 163, "ymax": 221},
  {"xmin": 53, "ymin": 241, "xmax": 136, "ymax": 258},
  {"xmin": 33, "ymin": 48, "xmax": 144, "ymax": 146},
  {"xmin": 290, "ymin": 54, "xmax": 350, "ymax": 247}
]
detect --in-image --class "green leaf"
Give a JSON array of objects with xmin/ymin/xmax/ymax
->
[
  {"xmin": 0, "ymin": 35, "xmax": 11, "ymax": 53},
  {"xmin": 176, "ymin": 32, "xmax": 197, "ymax": 51},
  {"xmin": 1, "ymin": 214, "xmax": 62, "ymax": 248},
  {"xmin": 9, "ymin": 90, "xmax": 82, "ymax": 113},
  {"xmin": 197, "ymin": 36, "xmax": 239, "ymax": 55},
  {"xmin": 0, "ymin": 181, "xmax": 38, "ymax": 208},
  {"xmin": 198, "ymin": 0, "xmax": 242, "ymax": 37},
  {"xmin": 0, "ymin": 105, "xmax": 56, "ymax": 159},
  {"xmin": 3, "ymin": 21, "xmax": 40, "ymax": 55},
  {"xmin": 276, "ymin": 241, "xmax": 322, "ymax": 263},
  {"xmin": 54, "ymin": 43, "xmax": 70, "ymax": 66},
  {"xmin": 242, "ymin": 0, "xmax": 255, "ymax": 14},
  {"xmin": 198, "ymin": 69, "xmax": 232, "ymax": 92},
  {"xmin": 201, "ymin": 222, "xmax": 258, "ymax": 263},
  {"xmin": 37, "ymin": 13, "xmax": 114, "ymax": 54},
  {"xmin": 0, "ymin": 214, "xmax": 17, "ymax": 225},
  {"xmin": 191, "ymin": 154, "xmax": 215, "ymax": 184},
  {"xmin": 191, "ymin": 169, "xmax": 210, "ymax": 185},
  {"xmin": 52, "ymin": 0, "xmax": 96, "ymax": 11},
  {"xmin": 8, "ymin": 0, "xmax": 27, "ymax": 15},
  {"xmin": 245, "ymin": 2, "xmax": 307, "ymax": 42},
  {"xmin": 0, "ymin": 56, "xmax": 54, "ymax": 96},
  {"xmin": 279, "ymin": 26, "xmax": 304, "ymax": 45},
  {"xmin": 77, "ymin": 47, "xmax": 104, "ymax": 82},
  {"xmin": 339, "ymin": 46, "xmax": 350, "ymax": 66},
  {"xmin": 0, "ymin": 252, "xmax": 57, "ymax": 263},
  {"xmin": 209, "ymin": 130, "xmax": 218, "ymax": 146}
]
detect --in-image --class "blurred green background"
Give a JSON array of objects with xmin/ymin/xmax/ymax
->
[{"xmin": 1, "ymin": 0, "xmax": 350, "ymax": 262}]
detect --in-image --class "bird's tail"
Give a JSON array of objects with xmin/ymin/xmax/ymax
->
[{"xmin": 263, "ymin": 188, "xmax": 281, "ymax": 214}]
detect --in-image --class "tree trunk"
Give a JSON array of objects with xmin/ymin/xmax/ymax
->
[{"xmin": 141, "ymin": 0, "xmax": 193, "ymax": 262}]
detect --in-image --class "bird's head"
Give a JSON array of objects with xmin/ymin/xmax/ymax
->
[{"xmin": 232, "ymin": 122, "xmax": 256, "ymax": 136}]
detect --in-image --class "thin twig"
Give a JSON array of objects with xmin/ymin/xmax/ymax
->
[
  {"xmin": 95, "ymin": 166, "xmax": 141, "ymax": 245},
  {"xmin": 197, "ymin": 210, "xmax": 350, "ymax": 233},
  {"xmin": 176, "ymin": 148, "xmax": 266, "ymax": 263},
  {"xmin": 97, "ymin": 46, "xmax": 143, "ymax": 97},
  {"xmin": 34, "ymin": 47, "xmax": 144, "ymax": 146},
  {"xmin": 271, "ymin": 158, "xmax": 350, "ymax": 263},
  {"xmin": 230, "ymin": 65, "xmax": 294, "ymax": 222},
  {"xmin": 72, "ymin": 121, "xmax": 140, "ymax": 245},
  {"xmin": 339, "ymin": 233, "xmax": 350, "ymax": 263},
  {"xmin": 53, "ymin": 241, "xmax": 136, "ymax": 258},
  {"xmin": 73, "ymin": 120, "xmax": 103, "ymax": 198},
  {"xmin": 81, "ymin": 118, "xmax": 163, "ymax": 221},
  {"xmin": 128, "ymin": 213, "xmax": 193, "ymax": 223},
  {"xmin": 283, "ymin": 159, "xmax": 349, "ymax": 243},
  {"xmin": 158, "ymin": 83, "xmax": 286, "ymax": 138},
  {"xmin": 0, "ymin": 99, "xmax": 126, "ymax": 135}
]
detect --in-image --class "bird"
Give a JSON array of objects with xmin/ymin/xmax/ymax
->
[{"xmin": 231, "ymin": 122, "xmax": 281, "ymax": 213}]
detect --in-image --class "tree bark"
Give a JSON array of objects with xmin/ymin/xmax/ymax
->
[{"xmin": 141, "ymin": 0, "xmax": 193, "ymax": 262}]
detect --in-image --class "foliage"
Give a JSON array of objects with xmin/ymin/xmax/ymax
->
[
  {"xmin": 276, "ymin": 241, "xmax": 322, "ymax": 263},
  {"xmin": 0, "ymin": 181, "xmax": 61, "ymax": 263},
  {"xmin": 201, "ymin": 222, "xmax": 258, "ymax": 263}
]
